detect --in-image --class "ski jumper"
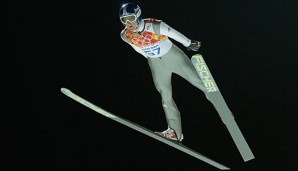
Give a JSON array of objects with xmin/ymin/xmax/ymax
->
[{"xmin": 120, "ymin": 19, "xmax": 211, "ymax": 140}]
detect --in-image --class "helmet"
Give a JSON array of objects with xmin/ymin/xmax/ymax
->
[{"xmin": 119, "ymin": 2, "xmax": 142, "ymax": 25}]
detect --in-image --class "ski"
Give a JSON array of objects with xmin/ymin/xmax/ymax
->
[
  {"xmin": 60, "ymin": 88, "xmax": 230, "ymax": 170},
  {"xmin": 191, "ymin": 54, "xmax": 255, "ymax": 162}
]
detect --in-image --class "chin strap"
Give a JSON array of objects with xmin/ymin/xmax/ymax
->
[
  {"xmin": 134, "ymin": 20, "xmax": 145, "ymax": 34},
  {"xmin": 132, "ymin": 26, "xmax": 139, "ymax": 33}
]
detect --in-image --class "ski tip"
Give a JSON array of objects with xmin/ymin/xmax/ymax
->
[
  {"xmin": 60, "ymin": 87, "xmax": 70, "ymax": 94},
  {"xmin": 244, "ymin": 155, "xmax": 255, "ymax": 162}
]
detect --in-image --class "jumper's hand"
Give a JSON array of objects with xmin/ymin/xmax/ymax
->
[{"xmin": 186, "ymin": 40, "xmax": 201, "ymax": 51}]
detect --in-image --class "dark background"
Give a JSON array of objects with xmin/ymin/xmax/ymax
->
[{"xmin": 9, "ymin": 0, "xmax": 298, "ymax": 170}]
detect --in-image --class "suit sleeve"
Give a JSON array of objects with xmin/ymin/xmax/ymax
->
[
  {"xmin": 159, "ymin": 21, "xmax": 191, "ymax": 47},
  {"xmin": 120, "ymin": 30, "xmax": 148, "ymax": 58}
]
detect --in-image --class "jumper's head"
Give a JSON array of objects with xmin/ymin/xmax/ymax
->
[{"xmin": 119, "ymin": 2, "xmax": 142, "ymax": 31}]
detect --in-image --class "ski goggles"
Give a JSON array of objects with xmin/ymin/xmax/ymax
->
[{"xmin": 120, "ymin": 15, "xmax": 137, "ymax": 24}]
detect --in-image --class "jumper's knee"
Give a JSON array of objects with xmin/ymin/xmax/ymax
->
[{"xmin": 160, "ymin": 91, "xmax": 173, "ymax": 107}]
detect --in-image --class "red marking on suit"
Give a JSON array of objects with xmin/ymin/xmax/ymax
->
[
  {"xmin": 125, "ymin": 20, "xmax": 166, "ymax": 48},
  {"xmin": 125, "ymin": 31, "xmax": 166, "ymax": 47}
]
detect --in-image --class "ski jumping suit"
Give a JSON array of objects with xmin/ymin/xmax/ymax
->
[{"xmin": 120, "ymin": 18, "xmax": 211, "ymax": 140}]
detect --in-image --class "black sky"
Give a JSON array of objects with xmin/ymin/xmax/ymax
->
[{"xmin": 8, "ymin": 0, "xmax": 298, "ymax": 170}]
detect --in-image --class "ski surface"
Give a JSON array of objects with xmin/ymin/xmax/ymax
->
[
  {"xmin": 60, "ymin": 88, "xmax": 230, "ymax": 170},
  {"xmin": 191, "ymin": 54, "xmax": 255, "ymax": 162}
]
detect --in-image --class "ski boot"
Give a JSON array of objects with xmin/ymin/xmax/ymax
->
[{"xmin": 155, "ymin": 127, "xmax": 183, "ymax": 142}]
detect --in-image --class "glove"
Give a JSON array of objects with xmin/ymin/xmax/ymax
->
[{"xmin": 186, "ymin": 40, "xmax": 201, "ymax": 51}]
